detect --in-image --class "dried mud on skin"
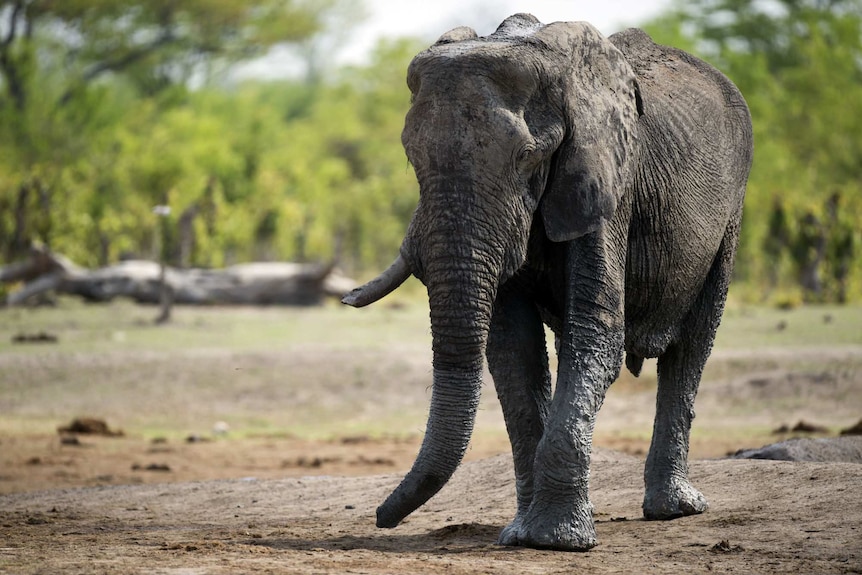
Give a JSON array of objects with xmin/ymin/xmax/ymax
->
[{"xmin": 1, "ymin": 450, "xmax": 860, "ymax": 575}]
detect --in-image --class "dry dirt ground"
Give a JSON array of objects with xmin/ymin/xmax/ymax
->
[
  {"xmin": 1, "ymin": 302, "xmax": 861, "ymax": 573},
  {"xmin": 2, "ymin": 450, "xmax": 861, "ymax": 574}
]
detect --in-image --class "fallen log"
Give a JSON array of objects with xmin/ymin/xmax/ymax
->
[{"xmin": 1, "ymin": 247, "xmax": 356, "ymax": 307}]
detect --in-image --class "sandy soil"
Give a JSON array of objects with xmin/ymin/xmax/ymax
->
[
  {"xmin": 2, "ymin": 449, "xmax": 860, "ymax": 574},
  {"xmin": 1, "ymin": 304, "xmax": 861, "ymax": 573}
]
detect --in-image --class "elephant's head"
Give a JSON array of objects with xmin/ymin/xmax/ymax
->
[{"xmin": 343, "ymin": 14, "xmax": 641, "ymax": 528}]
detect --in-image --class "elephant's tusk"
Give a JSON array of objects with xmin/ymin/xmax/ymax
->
[{"xmin": 341, "ymin": 255, "xmax": 411, "ymax": 308}]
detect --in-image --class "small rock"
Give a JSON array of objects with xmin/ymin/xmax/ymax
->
[
  {"xmin": 131, "ymin": 463, "xmax": 171, "ymax": 472},
  {"xmin": 58, "ymin": 417, "xmax": 123, "ymax": 437},
  {"xmin": 709, "ymin": 540, "xmax": 744, "ymax": 553},
  {"xmin": 733, "ymin": 436, "xmax": 862, "ymax": 463},
  {"xmin": 791, "ymin": 420, "xmax": 829, "ymax": 433},
  {"xmin": 840, "ymin": 418, "xmax": 862, "ymax": 436},
  {"xmin": 186, "ymin": 434, "xmax": 211, "ymax": 444},
  {"xmin": 772, "ymin": 420, "xmax": 829, "ymax": 434},
  {"xmin": 12, "ymin": 332, "xmax": 58, "ymax": 344}
]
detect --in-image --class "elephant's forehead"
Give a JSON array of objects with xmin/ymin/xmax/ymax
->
[
  {"xmin": 425, "ymin": 40, "xmax": 513, "ymax": 60},
  {"xmin": 412, "ymin": 40, "xmax": 540, "ymax": 82}
]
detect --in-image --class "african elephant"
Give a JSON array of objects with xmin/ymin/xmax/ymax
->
[{"xmin": 343, "ymin": 14, "xmax": 753, "ymax": 551}]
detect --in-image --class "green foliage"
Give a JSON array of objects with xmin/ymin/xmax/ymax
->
[
  {"xmin": 643, "ymin": 0, "xmax": 862, "ymax": 302},
  {"xmin": 1, "ymin": 0, "xmax": 421, "ymax": 272},
  {"xmin": 0, "ymin": 0, "xmax": 371, "ymax": 267}
]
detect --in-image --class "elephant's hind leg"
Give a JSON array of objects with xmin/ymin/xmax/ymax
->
[
  {"xmin": 643, "ymin": 222, "xmax": 739, "ymax": 520},
  {"xmin": 487, "ymin": 290, "xmax": 552, "ymax": 545},
  {"xmin": 642, "ymin": 340, "xmax": 710, "ymax": 519}
]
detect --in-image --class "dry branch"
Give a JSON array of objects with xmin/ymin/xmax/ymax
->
[{"xmin": 1, "ymin": 247, "xmax": 356, "ymax": 307}]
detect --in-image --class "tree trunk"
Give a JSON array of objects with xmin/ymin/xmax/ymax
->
[{"xmin": 1, "ymin": 247, "xmax": 355, "ymax": 307}]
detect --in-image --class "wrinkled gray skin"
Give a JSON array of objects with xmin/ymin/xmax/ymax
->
[{"xmin": 344, "ymin": 14, "xmax": 753, "ymax": 551}]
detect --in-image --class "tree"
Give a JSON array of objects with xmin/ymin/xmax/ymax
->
[
  {"xmin": 0, "ymin": 0, "xmax": 338, "ymax": 262},
  {"xmin": 0, "ymin": 0, "xmax": 327, "ymax": 108}
]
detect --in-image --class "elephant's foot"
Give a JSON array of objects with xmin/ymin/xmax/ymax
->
[
  {"xmin": 643, "ymin": 477, "xmax": 708, "ymax": 520},
  {"xmin": 513, "ymin": 501, "xmax": 597, "ymax": 551},
  {"xmin": 496, "ymin": 516, "xmax": 522, "ymax": 546}
]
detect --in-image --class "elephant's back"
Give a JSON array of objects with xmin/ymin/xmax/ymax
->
[
  {"xmin": 611, "ymin": 28, "xmax": 753, "ymax": 195},
  {"xmin": 612, "ymin": 30, "xmax": 750, "ymax": 358}
]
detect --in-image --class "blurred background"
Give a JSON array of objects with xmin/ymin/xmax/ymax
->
[{"xmin": 0, "ymin": 0, "xmax": 859, "ymax": 305}]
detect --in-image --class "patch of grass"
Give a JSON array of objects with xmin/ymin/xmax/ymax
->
[
  {"xmin": 1, "ymin": 299, "xmax": 859, "ymax": 443},
  {"xmin": 0, "ymin": 298, "xmax": 433, "ymax": 355},
  {"xmin": 0, "ymin": 297, "xmax": 435, "ymax": 439},
  {"xmin": 715, "ymin": 304, "xmax": 862, "ymax": 349}
]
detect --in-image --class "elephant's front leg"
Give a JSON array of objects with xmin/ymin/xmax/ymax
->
[
  {"xmin": 516, "ymin": 243, "xmax": 625, "ymax": 551},
  {"xmin": 487, "ymin": 289, "xmax": 552, "ymax": 546}
]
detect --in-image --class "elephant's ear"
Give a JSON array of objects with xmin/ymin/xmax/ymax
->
[{"xmin": 537, "ymin": 22, "xmax": 641, "ymax": 242}]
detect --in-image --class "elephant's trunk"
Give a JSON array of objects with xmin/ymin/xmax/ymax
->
[
  {"xmin": 376, "ymin": 246, "xmax": 497, "ymax": 528},
  {"xmin": 375, "ymin": 366, "xmax": 483, "ymax": 528}
]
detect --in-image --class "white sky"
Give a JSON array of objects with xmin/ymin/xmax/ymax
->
[
  {"xmin": 343, "ymin": 0, "xmax": 672, "ymax": 63},
  {"xmin": 237, "ymin": 0, "xmax": 672, "ymax": 79}
]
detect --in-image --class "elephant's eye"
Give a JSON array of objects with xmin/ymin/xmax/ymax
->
[{"xmin": 516, "ymin": 143, "xmax": 541, "ymax": 168}]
